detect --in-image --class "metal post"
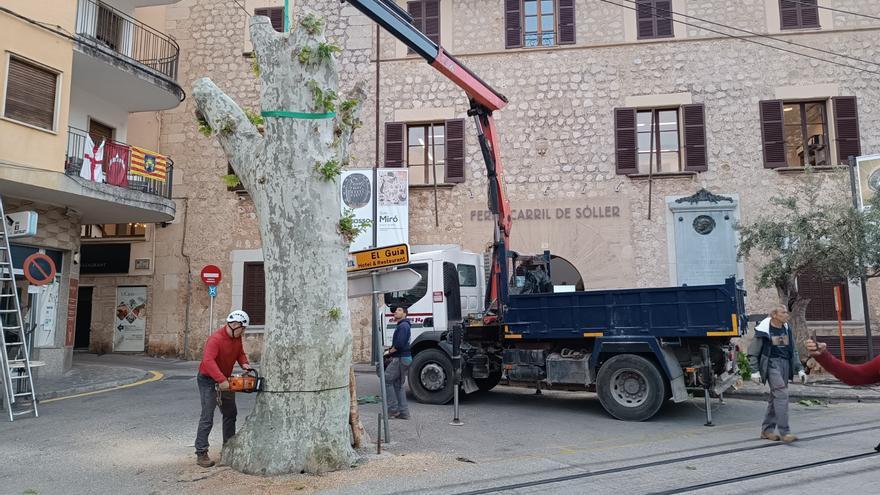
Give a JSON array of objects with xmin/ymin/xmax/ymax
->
[
  {"xmin": 450, "ymin": 324, "xmax": 463, "ymax": 426},
  {"xmin": 209, "ymin": 293, "xmax": 214, "ymax": 334},
  {"xmin": 701, "ymin": 345, "xmax": 714, "ymax": 427},
  {"xmin": 848, "ymin": 155, "xmax": 874, "ymax": 359},
  {"xmin": 377, "ymin": 412, "xmax": 382, "ymax": 454},
  {"xmin": 373, "ymin": 271, "xmax": 391, "ymax": 443}
]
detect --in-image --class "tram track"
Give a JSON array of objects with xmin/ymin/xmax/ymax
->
[{"xmin": 448, "ymin": 421, "xmax": 880, "ymax": 495}]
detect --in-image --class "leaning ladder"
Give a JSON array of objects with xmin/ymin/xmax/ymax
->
[{"xmin": 0, "ymin": 197, "xmax": 38, "ymax": 421}]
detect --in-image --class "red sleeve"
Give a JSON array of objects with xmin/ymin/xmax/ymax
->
[
  {"xmin": 201, "ymin": 337, "xmax": 227, "ymax": 383},
  {"xmin": 815, "ymin": 352, "xmax": 880, "ymax": 386}
]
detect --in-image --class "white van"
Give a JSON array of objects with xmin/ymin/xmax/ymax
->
[{"xmin": 382, "ymin": 247, "xmax": 485, "ymax": 346}]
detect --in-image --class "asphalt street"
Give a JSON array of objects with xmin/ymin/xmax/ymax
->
[{"xmin": 3, "ymin": 355, "xmax": 880, "ymax": 495}]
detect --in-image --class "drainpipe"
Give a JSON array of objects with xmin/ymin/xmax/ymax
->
[{"xmin": 178, "ymin": 197, "xmax": 193, "ymax": 360}]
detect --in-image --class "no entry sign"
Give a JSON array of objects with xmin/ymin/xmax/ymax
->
[
  {"xmin": 200, "ymin": 265, "xmax": 222, "ymax": 285},
  {"xmin": 23, "ymin": 253, "xmax": 57, "ymax": 285}
]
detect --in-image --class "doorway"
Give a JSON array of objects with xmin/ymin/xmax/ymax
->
[{"xmin": 75, "ymin": 287, "xmax": 93, "ymax": 350}]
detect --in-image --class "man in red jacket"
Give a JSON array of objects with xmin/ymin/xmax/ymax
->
[{"xmin": 195, "ymin": 310, "xmax": 252, "ymax": 468}]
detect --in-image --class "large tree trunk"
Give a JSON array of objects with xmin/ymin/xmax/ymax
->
[
  {"xmin": 777, "ymin": 283, "xmax": 811, "ymax": 362},
  {"xmin": 192, "ymin": 14, "xmax": 365, "ymax": 475}
]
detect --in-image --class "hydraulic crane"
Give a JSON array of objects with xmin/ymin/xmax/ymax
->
[{"xmin": 343, "ymin": 0, "xmax": 512, "ymax": 317}]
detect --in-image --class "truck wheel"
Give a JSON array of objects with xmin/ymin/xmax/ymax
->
[
  {"xmin": 596, "ymin": 354, "xmax": 665, "ymax": 422},
  {"xmin": 475, "ymin": 370, "xmax": 503, "ymax": 392},
  {"xmin": 408, "ymin": 348, "xmax": 454, "ymax": 404}
]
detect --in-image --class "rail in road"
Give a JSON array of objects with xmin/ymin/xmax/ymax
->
[{"xmin": 444, "ymin": 419, "xmax": 880, "ymax": 495}]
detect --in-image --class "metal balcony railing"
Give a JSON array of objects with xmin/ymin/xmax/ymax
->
[
  {"xmin": 75, "ymin": 0, "xmax": 180, "ymax": 81},
  {"xmin": 65, "ymin": 127, "xmax": 174, "ymax": 200}
]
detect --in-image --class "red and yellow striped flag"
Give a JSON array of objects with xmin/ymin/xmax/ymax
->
[{"xmin": 130, "ymin": 146, "xmax": 168, "ymax": 182}]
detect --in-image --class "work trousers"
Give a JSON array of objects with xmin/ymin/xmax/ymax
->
[
  {"xmin": 762, "ymin": 357, "xmax": 791, "ymax": 435},
  {"xmin": 195, "ymin": 373, "xmax": 237, "ymax": 454}
]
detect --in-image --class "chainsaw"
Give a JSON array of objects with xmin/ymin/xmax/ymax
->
[{"xmin": 215, "ymin": 369, "xmax": 263, "ymax": 395}]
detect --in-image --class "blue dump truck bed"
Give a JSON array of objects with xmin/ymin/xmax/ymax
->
[{"xmin": 502, "ymin": 277, "xmax": 746, "ymax": 340}]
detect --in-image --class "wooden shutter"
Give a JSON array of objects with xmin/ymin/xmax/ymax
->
[
  {"xmin": 655, "ymin": 0, "xmax": 673, "ymax": 37},
  {"xmin": 614, "ymin": 108, "xmax": 638, "ymax": 175},
  {"xmin": 89, "ymin": 120, "xmax": 115, "ymax": 145},
  {"xmin": 682, "ymin": 104, "xmax": 707, "ymax": 172},
  {"xmin": 833, "ymin": 96, "xmax": 861, "ymax": 165},
  {"xmin": 445, "ymin": 118, "xmax": 466, "ymax": 183},
  {"xmin": 637, "ymin": 0, "xmax": 673, "ymax": 39},
  {"xmin": 407, "ymin": 1, "xmax": 423, "ymax": 55},
  {"xmin": 384, "ymin": 122, "xmax": 405, "ymax": 167},
  {"xmin": 636, "ymin": 0, "xmax": 655, "ymax": 39},
  {"xmin": 799, "ymin": 272, "xmax": 850, "ymax": 321},
  {"xmin": 557, "ymin": 0, "xmax": 576, "ymax": 45},
  {"xmin": 780, "ymin": 0, "xmax": 818, "ymax": 29},
  {"xmin": 759, "ymin": 100, "xmax": 786, "ymax": 168},
  {"xmin": 799, "ymin": 0, "xmax": 819, "ymax": 27},
  {"xmin": 242, "ymin": 262, "xmax": 266, "ymax": 326},
  {"xmin": 4, "ymin": 57, "xmax": 57, "ymax": 130},
  {"xmin": 504, "ymin": 0, "xmax": 522, "ymax": 49},
  {"xmin": 255, "ymin": 7, "xmax": 284, "ymax": 32},
  {"xmin": 424, "ymin": 0, "xmax": 440, "ymax": 44},
  {"xmin": 408, "ymin": 0, "xmax": 440, "ymax": 53}
]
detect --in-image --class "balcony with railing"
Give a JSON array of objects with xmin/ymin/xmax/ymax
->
[
  {"xmin": 73, "ymin": 0, "xmax": 184, "ymax": 111},
  {"xmin": 65, "ymin": 127, "xmax": 174, "ymax": 200}
]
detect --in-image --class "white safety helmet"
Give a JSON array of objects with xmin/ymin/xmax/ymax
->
[{"xmin": 226, "ymin": 310, "xmax": 250, "ymax": 327}]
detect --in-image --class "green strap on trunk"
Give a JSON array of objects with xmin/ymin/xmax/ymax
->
[{"xmin": 261, "ymin": 110, "xmax": 336, "ymax": 119}]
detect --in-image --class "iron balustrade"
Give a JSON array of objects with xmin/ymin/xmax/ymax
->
[
  {"xmin": 75, "ymin": 0, "xmax": 180, "ymax": 81},
  {"xmin": 65, "ymin": 127, "xmax": 174, "ymax": 200}
]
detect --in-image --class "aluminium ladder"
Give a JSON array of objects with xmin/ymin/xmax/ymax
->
[{"xmin": 0, "ymin": 196, "xmax": 38, "ymax": 421}]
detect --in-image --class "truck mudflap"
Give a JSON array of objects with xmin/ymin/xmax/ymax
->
[
  {"xmin": 713, "ymin": 371, "xmax": 740, "ymax": 396},
  {"xmin": 658, "ymin": 347, "xmax": 688, "ymax": 403}
]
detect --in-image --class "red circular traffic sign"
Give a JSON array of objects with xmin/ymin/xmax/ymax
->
[
  {"xmin": 200, "ymin": 265, "xmax": 222, "ymax": 285},
  {"xmin": 23, "ymin": 253, "xmax": 57, "ymax": 286}
]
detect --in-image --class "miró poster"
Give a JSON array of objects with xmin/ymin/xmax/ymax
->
[
  {"xmin": 114, "ymin": 286, "xmax": 147, "ymax": 352},
  {"xmin": 340, "ymin": 169, "xmax": 409, "ymax": 252},
  {"xmin": 376, "ymin": 169, "xmax": 409, "ymax": 248}
]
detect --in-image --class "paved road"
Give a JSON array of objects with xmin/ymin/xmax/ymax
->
[{"xmin": 2, "ymin": 355, "xmax": 880, "ymax": 494}]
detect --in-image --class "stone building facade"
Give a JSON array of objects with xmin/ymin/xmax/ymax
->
[{"xmin": 115, "ymin": 0, "xmax": 880, "ymax": 362}]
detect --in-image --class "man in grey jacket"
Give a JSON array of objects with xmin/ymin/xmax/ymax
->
[{"xmin": 748, "ymin": 305, "xmax": 807, "ymax": 443}]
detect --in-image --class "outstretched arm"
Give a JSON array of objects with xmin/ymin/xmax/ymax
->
[{"xmin": 809, "ymin": 340, "xmax": 880, "ymax": 386}]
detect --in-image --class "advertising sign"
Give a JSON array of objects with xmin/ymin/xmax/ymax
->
[
  {"xmin": 347, "ymin": 244, "xmax": 410, "ymax": 272},
  {"xmin": 340, "ymin": 168, "xmax": 409, "ymax": 252},
  {"xmin": 33, "ymin": 282, "xmax": 59, "ymax": 348},
  {"xmin": 856, "ymin": 154, "xmax": 880, "ymax": 210},
  {"xmin": 114, "ymin": 286, "xmax": 147, "ymax": 352}
]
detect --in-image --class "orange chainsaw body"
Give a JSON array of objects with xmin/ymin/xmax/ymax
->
[{"xmin": 227, "ymin": 369, "xmax": 262, "ymax": 393}]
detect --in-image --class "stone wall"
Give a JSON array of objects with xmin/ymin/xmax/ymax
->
[{"xmin": 156, "ymin": 0, "xmax": 880, "ymax": 364}]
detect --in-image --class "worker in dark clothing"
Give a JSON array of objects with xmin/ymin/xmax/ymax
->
[
  {"xmin": 195, "ymin": 310, "xmax": 252, "ymax": 468},
  {"xmin": 748, "ymin": 305, "xmax": 806, "ymax": 443},
  {"xmin": 385, "ymin": 306, "xmax": 412, "ymax": 419}
]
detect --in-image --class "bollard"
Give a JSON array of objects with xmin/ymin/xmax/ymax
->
[
  {"xmin": 701, "ymin": 345, "xmax": 714, "ymax": 427},
  {"xmin": 377, "ymin": 412, "xmax": 382, "ymax": 454},
  {"xmin": 450, "ymin": 324, "xmax": 464, "ymax": 426}
]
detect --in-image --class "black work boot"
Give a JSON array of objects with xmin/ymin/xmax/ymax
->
[{"xmin": 196, "ymin": 452, "xmax": 215, "ymax": 468}]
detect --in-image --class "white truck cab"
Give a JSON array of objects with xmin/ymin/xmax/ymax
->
[{"xmin": 382, "ymin": 247, "xmax": 485, "ymax": 345}]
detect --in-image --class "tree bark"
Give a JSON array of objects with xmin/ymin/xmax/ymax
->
[
  {"xmin": 777, "ymin": 284, "xmax": 811, "ymax": 362},
  {"xmin": 192, "ymin": 15, "xmax": 365, "ymax": 475},
  {"xmin": 349, "ymin": 366, "xmax": 366, "ymax": 449}
]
